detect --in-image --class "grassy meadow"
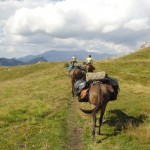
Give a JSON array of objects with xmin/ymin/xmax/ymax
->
[{"xmin": 0, "ymin": 47, "xmax": 150, "ymax": 150}]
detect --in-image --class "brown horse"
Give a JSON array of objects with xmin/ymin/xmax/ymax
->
[
  {"xmin": 85, "ymin": 64, "xmax": 95, "ymax": 72},
  {"xmin": 69, "ymin": 67, "xmax": 86, "ymax": 96},
  {"xmin": 80, "ymin": 81, "xmax": 112, "ymax": 141},
  {"xmin": 82, "ymin": 62, "xmax": 95, "ymax": 72}
]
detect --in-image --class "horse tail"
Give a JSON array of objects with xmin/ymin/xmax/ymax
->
[
  {"xmin": 80, "ymin": 102, "xmax": 101, "ymax": 114},
  {"xmin": 80, "ymin": 83, "xmax": 103, "ymax": 114}
]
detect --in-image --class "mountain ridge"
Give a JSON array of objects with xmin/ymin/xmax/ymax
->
[
  {"xmin": 0, "ymin": 57, "xmax": 47, "ymax": 66},
  {"xmin": 16, "ymin": 50, "xmax": 114, "ymax": 62},
  {"xmin": 0, "ymin": 50, "xmax": 114, "ymax": 66}
]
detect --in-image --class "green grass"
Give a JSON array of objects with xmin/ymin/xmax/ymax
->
[
  {"xmin": 0, "ymin": 62, "xmax": 72, "ymax": 149},
  {"xmin": 0, "ymin": 47, "xmax": 150, "ymax": 150},
  {"xmin": 80, "ymin": 47, "xmax": 150, "ymax": 150}
]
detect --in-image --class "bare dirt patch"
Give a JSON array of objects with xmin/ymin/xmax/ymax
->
[{"xmin": 66, "ymin": 97, "xmax": 83, "ymax": 150}]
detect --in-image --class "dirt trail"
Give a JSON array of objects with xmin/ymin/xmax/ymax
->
[{"xmin": 66, "ymin": 97, "xmax": 83, "ymax": 150}]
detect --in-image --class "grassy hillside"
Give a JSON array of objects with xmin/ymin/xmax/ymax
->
[
  {"xmin": 81, "ymin": 47, "xmax": 150, "ymax": 150},
  {"xmin": 0, "ymin": 47, "xmax": 150, "ymax": 150},
  {"xmin": 0, "ymin": 62, "xmax": 73, "ymax": 149}
]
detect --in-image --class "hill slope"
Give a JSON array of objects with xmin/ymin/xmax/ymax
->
[
  {"xmin": 0, "ymin": 48, "xmax": 150, "ymax": 150},
  {"xmin": 120, "ymin": 47, "xmax": 150, "ymax": 60}
]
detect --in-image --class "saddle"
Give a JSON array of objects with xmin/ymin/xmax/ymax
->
[{"xmin": 75, "ymin": 72, "xmax": 119, "ymax": 102}]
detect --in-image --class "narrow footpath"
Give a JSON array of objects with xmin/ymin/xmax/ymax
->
[{"xmin": 66, "ymin": 97, "xmax": 83, "ymax": 150}]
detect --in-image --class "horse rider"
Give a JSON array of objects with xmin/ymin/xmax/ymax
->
[
  {"xmin": 71, "ymin": 55, "xmax": 77, "ymax": 64},
  {"xmin": 67, "ymin": 56, "xmax": 78, "ymax": 75},
  {"xmin": 86, "ymin": 55, "xmax": 93, "ymax": 65}
]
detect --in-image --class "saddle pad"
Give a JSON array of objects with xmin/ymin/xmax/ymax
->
[
  {"xmin": 86, "ymin": 71, "xmax": 106, "ymax": 81},
  {"xmin": 80, "ymin": 88, "xmax": 89, "ymax": 99}
]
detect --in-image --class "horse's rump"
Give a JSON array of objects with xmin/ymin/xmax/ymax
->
[
  {"xmin": 80, "ymin": 82, "xmax": 108, "ymax": 114},
  {"xmin": 85, "ymin": 63, "xmax": 95, "ymax": 72},
  {"xmin": 69, "ymin": 67, "xmax": 86, "ymax": 96},
  {"xmin": 86, "ymin": 72, "xmax": 119, "ymax": 100},
  {"xmin": 69, "ymin": 67, "xmax": 85, "ymax": 79}
]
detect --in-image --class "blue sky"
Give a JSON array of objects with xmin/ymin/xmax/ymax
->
[{"xmin": 0, "ymin": 0, "xmax": 150, "ymax": 58}]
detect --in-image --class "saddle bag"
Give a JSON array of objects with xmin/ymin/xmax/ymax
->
[
  {"xmin": 74, "ymin": 79, "xmax": 87, "ymax": 95},
  {"xmin": 106, "ymin": 77, "xmax": 119, "ymax": 101},
  {"xmin": 86, "ymin": 71, "xmax": 106, "ymax": 82}
]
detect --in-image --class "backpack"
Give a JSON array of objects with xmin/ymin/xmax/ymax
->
[{"xmin": 67, "ymin": 64, "xmax": 74, "ymax": 71}]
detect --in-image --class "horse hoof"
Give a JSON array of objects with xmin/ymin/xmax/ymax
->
[
  {"xmin": 97, "ymin": 140, "xmax": 102, "ymax": 143},
  {"xmin": 92, "ymin": 136, "xmax": 95, "ymax": 141}
]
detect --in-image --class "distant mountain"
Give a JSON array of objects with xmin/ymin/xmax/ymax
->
[
  {"xmin": 16, "ymin": 50, "xmax": 114, "ymax": 62},
  {"xmin": 0, "ymin": 57, "xmax": 47, "ymax": 66},
  {"xmin": 0, "ymin": 58, "xmax": 24, "ymax": 66},
  {"xmin": 0, "ymin": 50, "xmax": 115, "ymax": 66},
  {"xmin": 26, "ymin": 57, "xmax": 48, "ymax": 64}
]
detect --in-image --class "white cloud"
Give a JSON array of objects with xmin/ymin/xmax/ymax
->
[
  {"xmin": 102, "ymin": 25, "xmax": 119, "ymax": 33},
  {"xmin": 124, "ymin": 18, "xmax": 150, "ymax": 31},
  {"xmin": 0, "ymin": 0, "xmax": 150, "ymax": 58},
  {"xmin": 5, "ymin": 0, "xmax": 134, "ymax": 36}
]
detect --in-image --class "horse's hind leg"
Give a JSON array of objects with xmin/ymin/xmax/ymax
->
[
  {"xmin": 71, "ymin": 79, "xmax": 75, "ymax": 97},
  {"xmin": 98, "ymin": 104, "xmax": 107, "ymax": 135},
  {"xmin": 92, "ymin": 114, "xmax": 96, "ymax": 141},
  {"xmin": 72, "ymin": 86, "xmax": 74, "ymax": 97}
]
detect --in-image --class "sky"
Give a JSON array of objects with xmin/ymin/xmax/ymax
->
[{"xmin": 0, "ymin": 0, "xmax": 150, "ymax": 58}]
